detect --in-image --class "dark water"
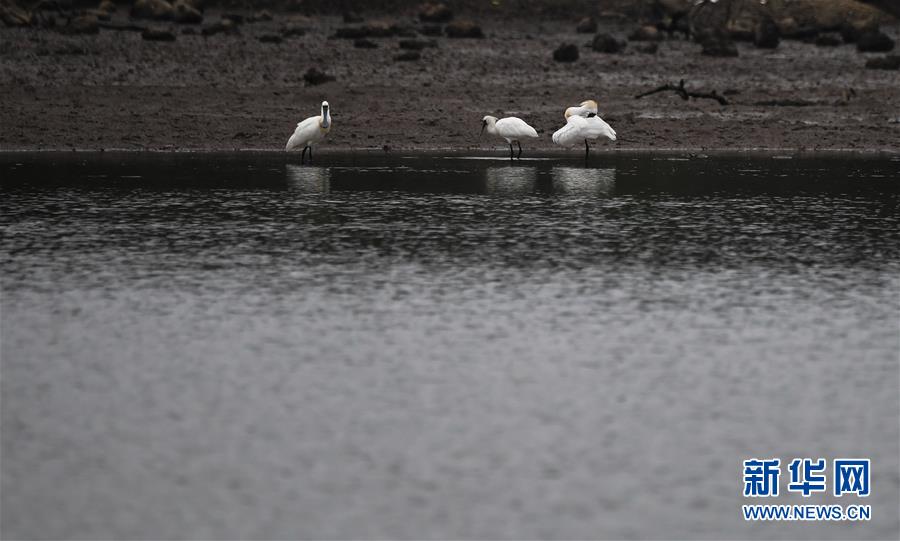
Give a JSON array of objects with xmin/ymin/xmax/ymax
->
[{"xmin": 2, "ymin": 152, "xmax": 899, "ymax": 540}]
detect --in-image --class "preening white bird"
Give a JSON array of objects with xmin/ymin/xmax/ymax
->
[
  {"xmin": 564, "ymin": 99, "xmax": 599, "ymax": 119},
  {"xmin": 552, "ymin": 102, "xmax": 617, "ymax": 159},
  {"xmin": 481, "ymin": 115, "xmax": 539, "ymax": 159},
  {"xmin": 286, "ymin": 100, "xmax": 331, "ymax": 164}
]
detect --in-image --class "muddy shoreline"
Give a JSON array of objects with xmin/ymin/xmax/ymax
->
[{"xmin": 1, "ymin": 13, "xmax": 899, "ymax": 153}]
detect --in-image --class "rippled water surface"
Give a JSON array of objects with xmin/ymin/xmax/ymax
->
[{"xmin": 2, "ymin": 153, "xmax": 899, "ymax": 540}]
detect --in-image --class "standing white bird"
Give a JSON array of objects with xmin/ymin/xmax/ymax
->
[
  {"xmin": 481, "ymin": 115, "xmax": 539, "ymax": 159},
  {"xmin": 286, "ymin": 101, "xmax": 331, "ymax": 164},
  {"xmin": 552, "ymin": 101, "xmax": 616, "ymax": 159}
]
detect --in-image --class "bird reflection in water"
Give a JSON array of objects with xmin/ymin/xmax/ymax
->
[
  {"xmin": 551, "ymin": 166, "xmax": 616, "ymax": 196},
  {"xmin": 285, "ymin": 164, "xmax": 331, "ymax": 193},
  {"xmin": 484, "ymin": 166, "xmax": 538, "ymax": 196}
]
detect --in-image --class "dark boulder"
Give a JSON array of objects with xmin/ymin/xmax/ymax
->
[
  {"xmin": 815, "ymin": 33, "xmax": 841, "ymax": 46},
  {"xmin": 575, "ymin": 16, "xmax": 596, "ymax": 33},
  {"xmin": 553, "ymin": 43, "xmax": 579, "ymax": 62},
  {"xmin": 865, "ymin": 54, "xmax": 900, "ymax": 69},
  {"xmin": 628, "ymin": 25, "xmax": 662, "ymax": 41},
  {"xmin": 142, "ymin": 26, "xmax": 175, "ymax": 40},
  {"xmin": 445, "ymin": 20, "xmax": 482, "ymax": 38},
  {"xmin": 419, "ymin": 2, "xmax": 452, "ymax": 23},
  {"xmin": 173, "ymin": 1, "xmax": 201, "ymax": 24},
  {"xmin": 131, "ymin": 0, "xmax": 174, "ymax": 20},
  {"xmin": 303, "ymin": 67, "xmax": 334, "ymax": 86},
  {"xmin": 857, "ymin": 30, "xmax": 894, "ymax": 52},
  {"xmin": 353, "ymin": 38, "xmax": 377, "ymax": 48},
  {"xmin": 701, "ymin": 36, "xmax": 738, "ymax": 57},
  {"xmin": 394, "ymin": 51, "xmax": 421, "ymax": 61},
  {"xmin": 258, "ymin": 33, "xmax": 282, "ymax": 43},
  {"xmin": 591, "ymin": 33, "xmax": 625, "ymax": 53},
  {"xmin": 754, "ymin": 16, "xmax": 779, "ymax": 49},
  {"xmin": 63, "ymin": 14, "xmax": 99, "ymax": 33}
]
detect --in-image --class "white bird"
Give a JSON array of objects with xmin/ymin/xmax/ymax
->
[
  {"xmin": 552, "ymin": 101, "xmax": 616, "ymax": 159},
  {"xmin": 286, "ymin": 100, "xmax": 331, "ymax": 164},
  {"xmin": 481, "ymin": 115, "xmax": 539, "ymax": 160}
]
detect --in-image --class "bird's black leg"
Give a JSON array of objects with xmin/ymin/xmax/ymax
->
[
  {"xmin": 584, "ymin": 139, "xmax": 590, "ymax": 161},
  {"xmin": 308, "ymin": 146, "xmax": 313, "ymax": 164},
  {"xmin": 508, "ymin": 143, "xmax": 514, "ymax": 160},
  {"xmin": 301, "ymin": 146, "xmax": 308, "ymax": 164},
  {"xmin": 517, "ymin": 141, "xmax": 523, "ymax": 159}
]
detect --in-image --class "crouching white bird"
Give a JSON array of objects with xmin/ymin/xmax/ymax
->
[
  {"xmin": 286, "ymin": 100, "xmax": 331, "ymax": 164},
  {"xmin": 552, "ymin": 100, "xmax": 616, "ymax": 159},
  {"xmin": 481, "ymin": 115, "xmax": 539, "ymax": 160}
]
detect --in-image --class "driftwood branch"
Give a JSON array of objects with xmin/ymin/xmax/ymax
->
[{"xmin": 635, "ymin": 79, "xmax": 728, "ymax": 105}]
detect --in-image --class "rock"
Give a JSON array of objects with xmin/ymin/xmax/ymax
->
[
  {"xmin": 1, "ymin": 0, "xmax": 32, "ymax": 26},
  {"xmin": 201, "ymin": 18, "xmax": 236, "ymax": 36},
  {"xmin": 142, "ymin": 26, "xmax": 175, "ymax": 40},
  {"xmin": 63, "ymin": 14, "xmax": 98, "ymax": 33},
  {"xmin": 840, "ymin": 19, "xmax": 877, "ymax": 43},
  {"xmin": 98, "ymin": 0, "xmax": 116, "ymax": 13},
  {"xmin": 303, "ymin": 67, "xmax": 334, "ymax": 86},
  {"xmin": 399, "ymin": 38, "xmax": 436, "ymax": 50},
  {"xmin": 701, "ymin": 36, "xmax": 738, "ymax": 57},
  {"xmin": 258, "ymin": 33, "xmax": 281, "ymax": 43},
  {"xmin": 865, "ymin": 54, "xmax": 900, "ymax": 69},
  {"xmin": 131, "ymin": 0, "xmax": 173, "ymax": 20},
  {"xmin": 777, "ymin": 17, "xmax": 819, "ymax": 40},
  {"xmin": 636, "ymin": 42, "xmax": 659, "ymax": 54},
  {"xmin": 33, "ymin": 0, "xmax": 71, "ymax": 11},
  {"xmin": 173, "ymin": 1, "xmax": 201, "ymax": 23},
  {"xmin": 221, "ymin": 12, "xmax": 243, "ymax": 23},
  {"xmin": 754, "ymin": 16, "xmax": 780, "ymax": 49},
  {"xmin": 857, "ymin": 30, "xmax": 894, "ymax": 52},
  {"xmin": 591, "ymin": 33, "xmax": 625, "ymax": 53},
  {"xmin": 445, "ymin": 20, "xmax": 482, "ymax": 38},
  {"xmin": 419, "ymin": 2, "xmax": 452, "ymax": 23},
  {"xmin": 342, "ymin": 11, "xmax": 362, "ymax": 23},
  {"xmin": 419, "ymin": 24, "xmax": 441, "ymax": 36},
  {"xmin": 553, "ymin": 43, "xmax": 579, "ymax": 62},
  {"xmin": 628, "ymin": 25, "xmax": 661, "ymax": 41},
  {"xmin": 280, "ymin": 22, "xmax": 305, "ymax": 37},
  {"xmin": 180, "ymin": 25, "xmax": 193, "ymax": 34},
  {"xmin": 815, "ymin": 33, "xmax": 842, "ymax": 46},
  {"xmin": 353, "ymin": 38, "xmax": 377, "ymax": 48},
  {"xmin": 575, "ymin": 16, "xmax": 597, "ymax": 33},
  {"xmin": 394, "ymin": 51, "xmax": 421, "ymax": 61},
  {"xmin": 334, "ymin": 21, "xmax": 408, "ymax": 39}
]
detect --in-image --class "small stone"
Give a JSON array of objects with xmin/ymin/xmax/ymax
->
[
  {"xmin": 64, "ymin": 14, "xmax": 99, "ymax": 33},
  {"xmin": 701, "ymin": 36, "xmax": 738, "ymax": 57},
  {"xmin": 173, "ymin": 0, "xmax": 201, "ymax": 24},
  {"xmin": 258, "ymin": 33, "xmax": 282, "ymax": 43},
  {"xmin": 754, "ymin": 16, "xmax": 779, "ymax": 49},
  {"xmin": 142, "ymin": 26, "xmax": 175, "ymax": 40},
  {"xmin": 303, "ymin": 67, "xmax": 334, "ymax": 86},
  {"xmin": 399, "ymin": 38, "xmax": 436, "ymax": 50},
  {"xmin": 353, "ymin": 38, "xmax": 377, "ymax": 48},
  {"xmin": 201, "ymin": 18, "xmax": 236, "ymax": 36},
  {"xmin": 591, "ymin": 33, "xmax": 625, "ymax": 53},
  {"xmin": 815, "ymin": 34, "xmax": 841, "ymax": 47},
  {"xmin": 250, "ymin": 9, "xmax": 272, "ymax": 22},
  {"xmin": 575, "ymin": 16, "xmax": 597, "ymax": 34},
  {"xmin": 131, "ymin": 0, "xmax": 174, "ymax": 20},
  {"xmin": 419, "ymin": 24, "xmax": 441, "ymax": 36},
  {"xmin": 865, "ymin": 55, "xmax": 900, "ymax": 70},
  {"xmin": 636, "ymin": 42, "xmax": 658, "ymax": 54},
  {"xmin": 628, "ymin": 25, "xmax": 661, "ymax": 41},
  {"xmin": 221, "ymin": 12, "xmax": 243, "ymax": 23},
  {"xmin": 98, "ymin": 0, "xmax": 116, "ymax": 13},
  {"xmin": 857, "ymin": 31, "xmax": 894, "ymax": 53},
  {"xmin": 342, "ymin": 11, "xmax": 362, "ymax": 23},
  {"xmin": 419, "ymin": 2, "xmax": 452, "ymax": 23},
  {"xmin": 553, "ymin": 43, "xmax": 579, "ymax": 62},
  {"xmin": 394, "ymin": 51, "xmax": 421, "ymax": 61},
  {"xmin": 445, "ymin": 20, "xmax": 482, "ymax": 38}
]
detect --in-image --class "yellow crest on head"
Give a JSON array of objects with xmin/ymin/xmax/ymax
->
[{"xmin": 580, "ymin": 100, "xmax": 598, "ymax": 110}]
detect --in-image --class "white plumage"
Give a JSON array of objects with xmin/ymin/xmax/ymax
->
[
  {"xmin": 481, "ymin": 115, "xmax": 539, "ymax": 159},
  {"xmin": 552, "ymin": 115, "xmax": 617, "ymax": 146},
  {"xmin": 286, "ymin": 100, "xmax": 331, "ymax": 164},
  {"xmin": 552, "ymin": 100, "xmax": 616, "ymax": 158}
]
